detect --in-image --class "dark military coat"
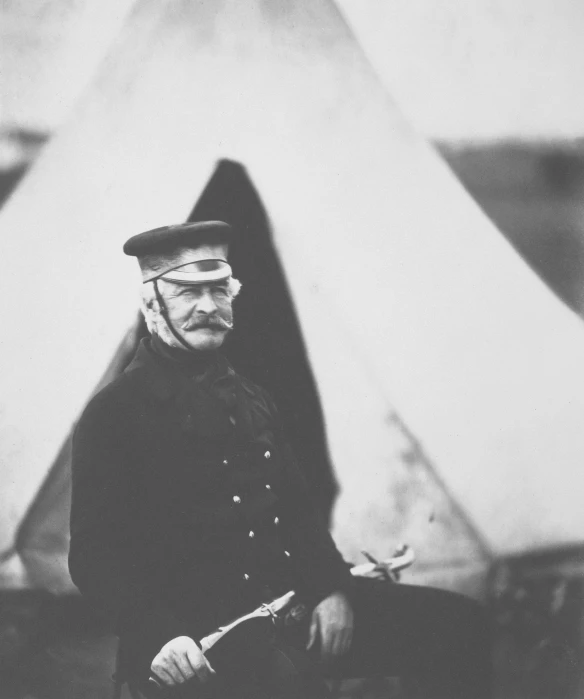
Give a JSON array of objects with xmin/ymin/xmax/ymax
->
[{"xmin": 69, "ymin": 338, "xmax": 351, "ymax": 679}]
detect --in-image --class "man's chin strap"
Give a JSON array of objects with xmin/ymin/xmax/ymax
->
[{"xmin": 152, "ymin": 279, "xmax": 199, "ymax": 353}]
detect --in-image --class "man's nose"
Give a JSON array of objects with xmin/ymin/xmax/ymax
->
[{"xmin": 195, "ymin": 289, "xmax": 218, "ymax": 314}]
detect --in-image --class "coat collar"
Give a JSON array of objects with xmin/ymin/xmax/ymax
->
[{"xmin": 125, "ymin": 338, "xmax": 272, "ymax": 443}]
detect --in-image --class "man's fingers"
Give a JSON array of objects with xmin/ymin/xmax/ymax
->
[
  {"xmin": 152, "ymin": 636, "xmax": 208, "ymax": 687},
  {"xmin": 322, "ymin": 629, "xmax": 338, "ymax": 661},
  {"xmin": 333, "ymin": 627, "xmax": 353, "ymax": 658},
  {"xmin": 320, "ymin": 624, "xmax": 353, "ymax": 661},
  {"xmin": 150, "ymin": 660, "xmax": 182, "ymax": 687},
  {"xmin": 173, "ymin": 649, "xmax": 197, "ymax": 682},
  {"xmin": 306, "ymin": 614, "xmax": 319, "ymax": 650},
  {"xmin": 186, "ymin": 644, "xmax": 215, "ymax": 683}
]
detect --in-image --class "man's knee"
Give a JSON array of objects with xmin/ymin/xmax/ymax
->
[
  {"xmin": 435, "ymin": 588, "xmax": 491, "ymax": 646},
  {"xmin": 352, "ymin": 579, "xmax": 492, "ymax": 664}
]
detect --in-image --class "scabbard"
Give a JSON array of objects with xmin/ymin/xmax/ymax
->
[{"xmin": 200, "ymin": 589, "xmax": 298, "ymax": 653}]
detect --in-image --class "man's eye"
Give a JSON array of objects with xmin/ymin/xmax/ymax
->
[{"xmin": 212, "ymin": 287, "xmax": 228, "ymax": 297}]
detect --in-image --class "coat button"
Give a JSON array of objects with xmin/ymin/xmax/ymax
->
[
  {"xmin": 249, "ymin": 531, "xmax": 255, "ymax": 538},
  {"xmin": 223, "ymin": 459, "xmax": 229, "ymax": 465},
  {"xmin": 265, "ymin": 484, "xmax": 271, "ymax": 490},
  {"xmin": 274, "ymin": 517, "xmax": 279, "ymax": 525},
  {"xmin": 264, "ymin": 450, "xmax": 271, "ymax": 459},
  {"xmin": 233, "ymin": 495, "xmax": 241, "ymax": 504},
  {"xmin": 244, "ymin": 573, "xmax": 250, "ymax": 581},
  {"xmin": 284, "ymin": 550, "xmax": 291, "ymax": 557}
]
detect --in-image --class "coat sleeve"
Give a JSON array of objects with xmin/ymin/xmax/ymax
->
[
  {"xmin": 264, "ymin": 393, "xmax": 354, "ymax": 602},
  {"xmin": 68, "ymin": 386, "xmax": 193, "ymax": 666}
]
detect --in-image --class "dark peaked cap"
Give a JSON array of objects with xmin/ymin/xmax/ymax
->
[{"xmin": 123, "ymin": 221, "xmax": 233, "ymax": 284}]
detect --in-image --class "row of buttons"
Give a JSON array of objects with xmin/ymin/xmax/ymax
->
[{"xmin": 231, "ymin": 449, "xmax": 276, "ymax": 584}]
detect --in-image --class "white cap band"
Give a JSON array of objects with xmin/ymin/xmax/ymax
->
[{"xmin": 160, "ymin": 259, "xmax": 232, "ymax": 285}]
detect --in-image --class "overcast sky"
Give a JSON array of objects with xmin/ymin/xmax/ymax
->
[
  {"xmin": 338, "ymin": 0, "xmax": 584, "ymax": 141},
  {"xmin": 1, "ymin": 0, "xmax": 584, "ymax": 141}
]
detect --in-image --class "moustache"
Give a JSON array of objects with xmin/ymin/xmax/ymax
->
[{"xmin": 181, "ymin": 316, "xmax": 234, "ymax": 332}]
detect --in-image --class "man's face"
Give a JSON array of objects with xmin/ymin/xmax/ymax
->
[{"xmin": 160, "ymin": 279, "xmax": 234, "ymax": 351}]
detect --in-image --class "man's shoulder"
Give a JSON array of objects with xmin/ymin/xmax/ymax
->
[{"xmin": 75, "ymin": 367, "xmax": 148, "ymax": 434}]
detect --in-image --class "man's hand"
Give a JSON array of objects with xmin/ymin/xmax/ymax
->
[
  {"xmin": 150, "ymin": 636, "xmax": 215, "ymax": 687},
  {"xmin": 306, "ymin": 591, "xmax": 354, "ymax": 662}
]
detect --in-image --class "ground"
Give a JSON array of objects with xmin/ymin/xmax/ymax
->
[{"xmin": 0, "ymin": 582, "xmax": 582, "ymax": 699}]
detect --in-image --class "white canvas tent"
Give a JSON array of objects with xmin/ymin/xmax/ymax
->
[{"xmin": 1, "ymin": 0, "xmax": 584, "ymax": 597}]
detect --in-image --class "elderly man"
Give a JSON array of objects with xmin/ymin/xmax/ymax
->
[{"xmin": 69, "ymin": 221, "xmax": 491, "ymax": 699}]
